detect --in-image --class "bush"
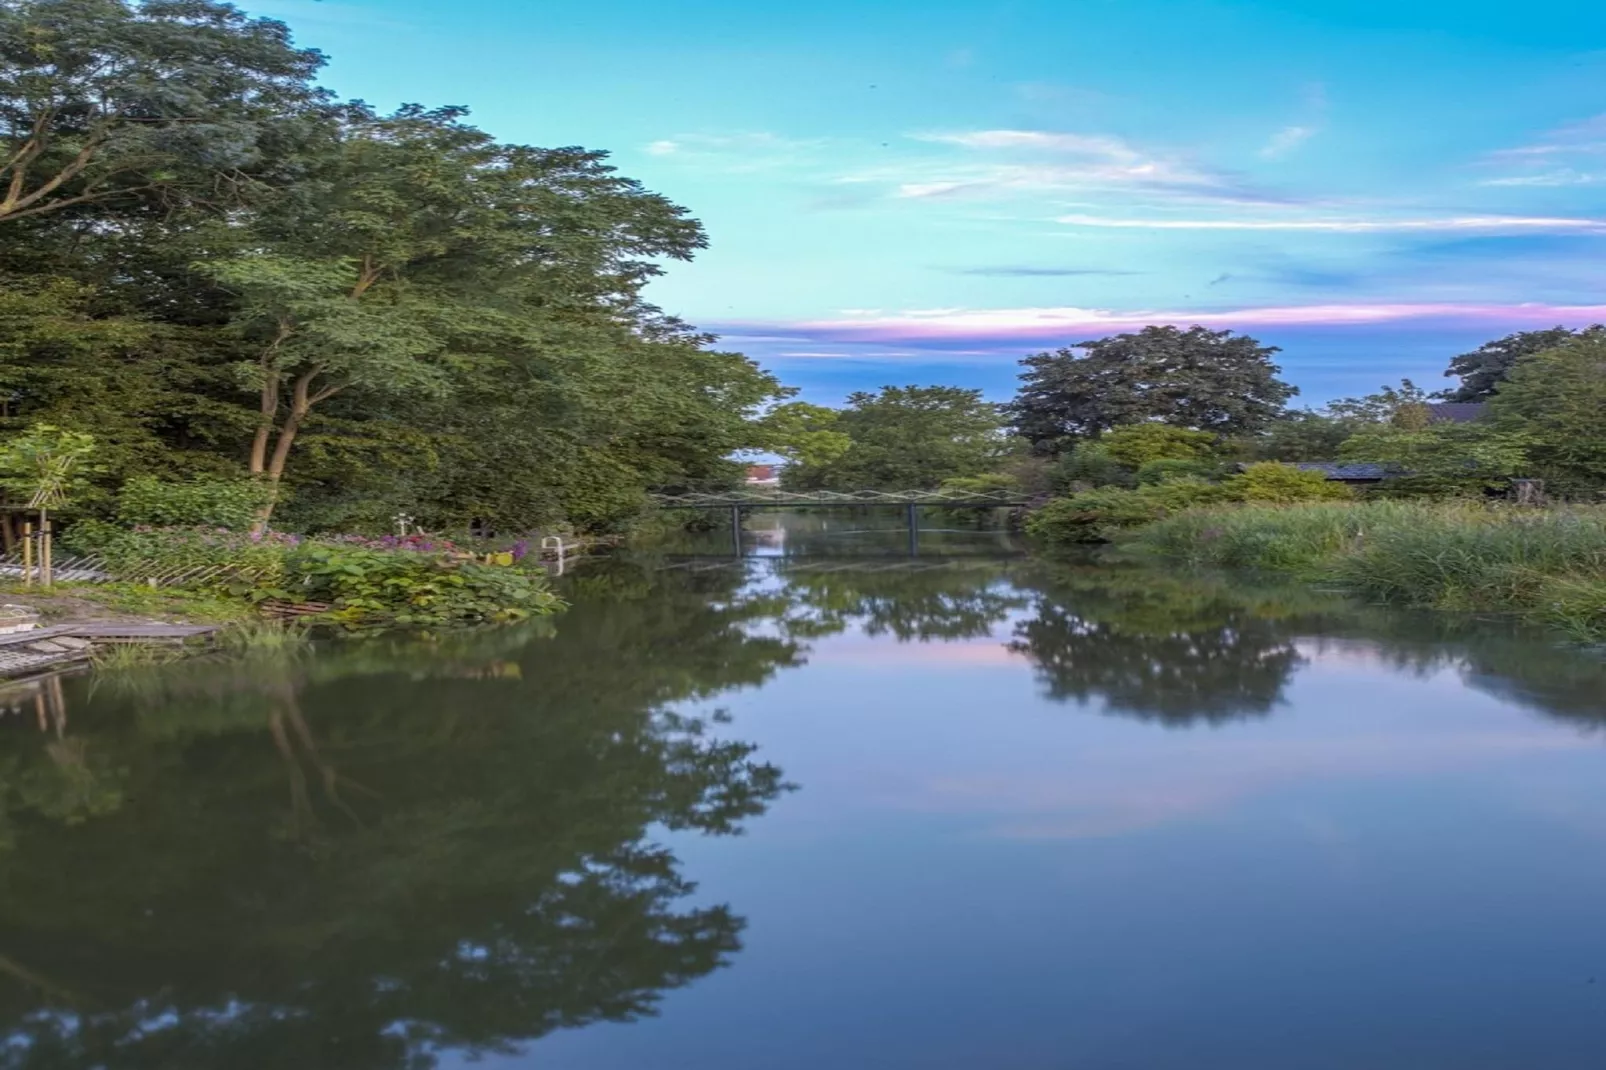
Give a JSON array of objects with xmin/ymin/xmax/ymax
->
[
  {"xmin": 1027, "ymin": 479, "xmax": 1231, "ymax": 543},
  {"xmin": 116, "ymin": 476, "xmax": 272, "ymax": 530},
  {"xmin": 1099, "ymin": 424, "xmax": 1219, "ymax": 467},
  {"xmin": 1052, "ymin": 444, "xmax": 1135, "ymax": 491},
  {"xmin": 285, "ymin": 544, "xmax": 560, "ymax": 625},
  {"xmin": 1223, "ymin": 462, "xmax": 1353, "ymax": 503},
  {"xmin": 1136, "ymin": 458, "xmax": 1221, "ymax": 485}
]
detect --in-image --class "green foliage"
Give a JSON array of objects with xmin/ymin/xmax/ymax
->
[
  {"xmin": 1443, "ymin": 326, "xmax": 1599, "ymax": 403},
  {"xmin": 1485, "ymin": 331, "xmax": 1606, "ymax": 496},
  {"xmin": 1136, "ymin": 458, "xmax": 1219, "ymax": 485},
  {"xmin": 116, "ymin": 475, "xmax": 272, "ymax": 530},
  {"xmin": 1136, "ymin": 500, "xmax": 1606, "ymax": 641},
  {"xmin": 285, "ymin": 544, "xmax": 561, "ymax": 625},
  {"xmin": 1052, "ymin": 442, "xmax": 1136, "ymax": 490},
  {"xmin": 1325, "ymin": 379, "xmax": 1432, "ymax": 425},
  {"xmin": 1010, "ymin": 325, "xmax": 1296, "ymax": 454},
  {"xmin": 1026, "ymin": 479, "xmax": 1231, "ymax": 543},
  {"xmin": 1224, "ymin": 462, "xmax": 1353, "ymax": 503},
  {"xmin": 1242, "ymin": 409, "xmax": 1358, "ymax": 462},
  {"xmin": 1339, "ymin": 421, "xmax": 1531, "ymax": 496},
  {"xmin": 0, "ymin": 421, "xmax": 98, "ymax": 508},
  {"xmin": 755, "ymin": 401, "xmax": 853, "ymax": 468},
  {"xmin": 783, "ymin": 385, "xmax": 1007, "ymax": 490},
  {"xmin": 1099, "ymin": 424, "xmax": 1219, "ymax": 467},
  {"xmin": 0, "ymin": 0, "xmax": 324, "ymax": 225}
]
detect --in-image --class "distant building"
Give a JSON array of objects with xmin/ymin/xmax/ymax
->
[
  {"xmin": 1425, "ymin": 402, "xmax": 1487, "ymax": 424},
  {"xmin": 1290, "ymin": 462, "xmax": 1391, "ymax": 485},
  {"xmin": 745, "ymin": 464, "xmax": 781, "ymax": 486}
]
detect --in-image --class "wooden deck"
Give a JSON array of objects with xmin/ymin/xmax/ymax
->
[{"xmin": 0, "ymin": 622, "xmax": 222, "ymax": 677}]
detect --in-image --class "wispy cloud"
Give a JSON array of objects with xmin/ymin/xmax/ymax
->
[
  {"xmin": 1259, "ymin": 124, "xmax": 1317, "ymax": 159},
  {"xmin": 720, "ymin": 301, "xmax": 1606, "ymax": 348},
  {"xmin": 1057, "ymin": 213, "xmax": 1606, "ymax": 233},
  {"xmin": 851, "ymin": 128, "xmax": 1290, "ymax": 206},
  {"xmin": 640, "ymin": 132, "xmax": 824, "ymax": 171},
  {"xmin": 1479, "ymin": 169, "xmax": 1605, "ymax": 187},
  {"xmin": 1481, "ymin": 113, "xmax": 1606, "ymax": 186}
]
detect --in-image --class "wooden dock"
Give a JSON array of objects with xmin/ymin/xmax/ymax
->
[{"xmin": 0, "ymin": 622, "xmax": 221, "ymax": 677}]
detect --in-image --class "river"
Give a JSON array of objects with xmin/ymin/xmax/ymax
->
[{"xmin": 2, "ymin": 512, "xmax": 1606, "ymax": 1068}]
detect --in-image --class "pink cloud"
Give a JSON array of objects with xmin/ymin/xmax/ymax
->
[{"xmin": 720, "ymin": 301, "xmax": 1606, "ymax": 347}]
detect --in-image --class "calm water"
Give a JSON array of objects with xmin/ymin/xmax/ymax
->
[{"xmin": 4, "ymin": 514, "xmax": 1606, "ymax": 1069}]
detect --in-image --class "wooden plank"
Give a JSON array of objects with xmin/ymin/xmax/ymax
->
[
  {"xmin": 69, "ymin": 624, "xmax": 219, "ymax": 639},
  {"xmin": 0, "ymin": 625, "xmax": 85, "ymax": 649}
]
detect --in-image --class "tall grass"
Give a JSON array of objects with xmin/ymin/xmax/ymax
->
[{"xmin": 1133, "ymin": 501, "xmax": 1606, "ymax": 641}]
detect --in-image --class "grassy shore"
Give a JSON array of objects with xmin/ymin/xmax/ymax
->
[{"xmin": 1131, "ymin": 501, "xmax": 1606, "ymax": 642}]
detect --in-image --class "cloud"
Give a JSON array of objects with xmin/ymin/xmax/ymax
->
[
  {"xmin": 1479, "ymin": 169, "xmax": 1605, "ymax": 187},
  {"xmin": 1480, "ymin": 113, "xmax": 1606, "ymax": 185},
  {"xmin": 1056, "ymin": 213, "xmax": 1606, "ymax": 233},
  {"xmin": 949, "ymin": 266, "xmax": 1144, "ymax": 277},
  {"xmin": 718, "ymin": 300, "xmax": 1606, "ymax": 348},
  {"xmin": 872, "ymin": 128, "xmax": 1288, "ymax": 206},
  {"xmin": 1260, "ymin": 124, "xmax": 1317, "ymax": 159},
  {"xmin": 639, "ymin": 132, "xmax": 823, "ymax": 170}
]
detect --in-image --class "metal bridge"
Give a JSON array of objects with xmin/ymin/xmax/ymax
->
[
  {"xmin": 649, "ymin": 489, "xmax": 1027, "ymax": 509},
  {"xmin": 649, "ymin": 488, "xmax": 1028, "ymax": 554}
]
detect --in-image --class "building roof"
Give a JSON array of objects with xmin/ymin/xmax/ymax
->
[
  {"xmin": 1293, "ymin": 462, "xmax": 1391, "ymax": 481},
  {"xmin": 1426, "ymin": 402, "xmax": 1487, "ymax": 424}
]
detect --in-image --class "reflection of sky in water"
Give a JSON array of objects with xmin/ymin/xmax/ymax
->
[{"xmin": 520, "ymin": 561, "xmax": 1606, "ymax": 1070}]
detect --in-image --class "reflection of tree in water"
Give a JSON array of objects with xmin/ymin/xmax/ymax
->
[
  {"xmin": 1012, "ymin": 563, "xmax": 1606, "ymax": 730},
  {"xmin": 0, "ymin": 561, "xmax": 798, "ymax": 1069},
  {"xmin": 774, "ymin": 561, "xmax": 1027, "ymax": 642},
  {"xmin": 1009, "ymin": 567, "xmax": 1312, "ymax": 725}
]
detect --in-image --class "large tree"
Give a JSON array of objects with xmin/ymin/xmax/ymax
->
[
  {"xmin": 1441, "ymin": 326, "xmax": 1600, "ymax": 402},
  {"xmin": 782, "ymin": 385, "xmax": 1007, "ymax": 490},
  {"xmin": 1485, "ymin": 329, "xmax": 1606, "ymax": 495},
  {"xmin": 1010, "ymin": 325, "xmax": 1296, "ymax": 454},
  {"xmin": 0, "ymin": 0, "xmax": 323, "ymax": 225}
]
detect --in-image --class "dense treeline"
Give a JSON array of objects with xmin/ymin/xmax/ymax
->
[{"xmin": 0, "ymin": 0, "xmax": 787, "ymax": 539}]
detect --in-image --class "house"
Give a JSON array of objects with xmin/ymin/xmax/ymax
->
[
  {"xmin": 1291, "ymin": 462, "xmax": 1391, "ymax": 485},
  {"xmin": 1426, "ymin": 402, "xmax": 1486, "ymax": 424},
  {"xmin": 744, "ymin": 464, "xmax": 781, "ymax": 486}
]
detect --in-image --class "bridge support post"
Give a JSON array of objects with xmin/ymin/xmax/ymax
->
[
  {"xmin": 731, "ymin": 505, "xmax": 742, "ymax": 556},
  {"xmin": 906, "ymin": 502, "xmax": 918, "ymax": 556}
]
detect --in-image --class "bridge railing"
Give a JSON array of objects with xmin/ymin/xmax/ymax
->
[{"xmin": 649, "ymin": 489, "xmax": 1026, "ymax": 508}]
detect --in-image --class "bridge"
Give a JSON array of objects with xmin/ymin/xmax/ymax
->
[{"xmin": 648, "ymin": 488, "xmax": 1030, "ymax": 554}]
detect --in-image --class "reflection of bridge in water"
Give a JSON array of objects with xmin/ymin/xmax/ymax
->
[
  {"xmin": 658, "ymin": 556, "xmax": 1023, "ymax": 575},
  {"xmin": 649, "ymin": 489, "xmax": 1029, "ymax": 555}
]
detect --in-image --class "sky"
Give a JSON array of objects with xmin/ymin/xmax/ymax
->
[{"xmin": 250, "ymin": 0, "xmax": 1606, "ymax": 406}]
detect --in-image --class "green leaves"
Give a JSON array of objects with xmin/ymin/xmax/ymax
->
[
  {"xmin": 0, "ymin": 421, "xmax": 97, "ymax": 508},
  {"xmin": 783, "ymin": 385, "xmax": 1007, "ymax": 491}
]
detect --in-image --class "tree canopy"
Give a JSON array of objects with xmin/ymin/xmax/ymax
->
[
  {"xmin": 0, "ymin": 2, "xmax": 788, "ymax": 537},
  {"xmin": 1441, "ymin": 326, "xmax": 1601, "ymax": 403},
  {"xmin": 782, "ymin": 385, "xmax": 1008, "ymax": 490},
  {"xmin": 1009, "ymin": 326, "xmax": 1296, "ymax": 455}
]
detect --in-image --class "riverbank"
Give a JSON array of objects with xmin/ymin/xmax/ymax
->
[{"xmin": 1120, "ymin": 500, "xmax": 1606, "ymax": 642}]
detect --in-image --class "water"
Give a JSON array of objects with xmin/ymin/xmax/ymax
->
[{"xmin": 3, "ymin": 514, "xmax": 1606, "ymax": 1069}]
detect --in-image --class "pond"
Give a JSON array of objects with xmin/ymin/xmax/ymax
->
[{"xmin": 3, "ymin": 513, "xmax": 1606, "ymax": 1069}]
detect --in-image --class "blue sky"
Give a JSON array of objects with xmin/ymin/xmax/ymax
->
[{"xmin": 253, "ymin": 0, "xmax": 1606, "ymax": 405}]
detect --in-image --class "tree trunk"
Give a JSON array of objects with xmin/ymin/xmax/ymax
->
[{"xmin": 250, "ymin": 368, "xmax": 329, "ymax": 534}]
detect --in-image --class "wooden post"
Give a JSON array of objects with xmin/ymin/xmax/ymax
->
[
  {"xmin": 20, "ymin": 520, "xmax": 32, "ymax": 587},
  {"xmin": 39, "ymin": 512, "xmax": 51, "ymax": 588},
  {"xmin": 731, "ymin": 505, "xmax": 742, "ymax": 556},
  {"xmin": 907, "ymin": 502, "xmax": 918, "ymax": 556}
]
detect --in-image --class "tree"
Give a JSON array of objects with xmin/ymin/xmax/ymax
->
[
  {"xmin": 1009, "ymin": 325, "xmax": 1296, "ymax": 454},
  {"xmin": 0, "ymin": 0, "xmax": 323, "ymax": 225},
  {"xmin": 202, "ymin": 104, "xmax": 713, "ymax": 528},
  {"xmin": 782, "ymin": 385, "xmax": 1007, "ymax": 490},
  {"xmin": 1242, "ymin": 409, "xmax": 1356, "ymax": 462},
  {"xmin": 755, "ymin": 401, "xmax": 853, "ymax": 469},
  {"xmin": 1097, "ymin": 424, "xmax": 1218, "ymax": 467},
  {"xmin": 1442, "ymin": 326, "xmax": 1600, "ymax": 402},
  {"xmin": 1485, "ymin": 330, "xmax": 1606, "ymax": 494},
  {"xmin": 1339, "ymin": 422, "xmax": 1532, "ymax": 496}
]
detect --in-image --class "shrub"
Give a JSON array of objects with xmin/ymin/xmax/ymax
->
[
  {"xmin": 1136, "ymin": 458, "xmax": 1220, "ymax": 485},
  {"xmin": 116, "ymin": 476, "xmax": 273, "ymax": 530},
  {"xmin": 1099, "ymin": 424, "xmax": 1219, "ymax": 467},
  {"xmin": 1223, "ymin": 462, "xmax": 1353, "ymax": 503},
  {"xmin": 1027, "ymin": 479, "xmax": 1231, "ymax": 543},
  {"xmin": 284, "ymin": 544, "xmax": 561, "ymax": 625},
  {"xmin": 1052, "ymin": 444, "xmax": 1135, "ymax": 491}
]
